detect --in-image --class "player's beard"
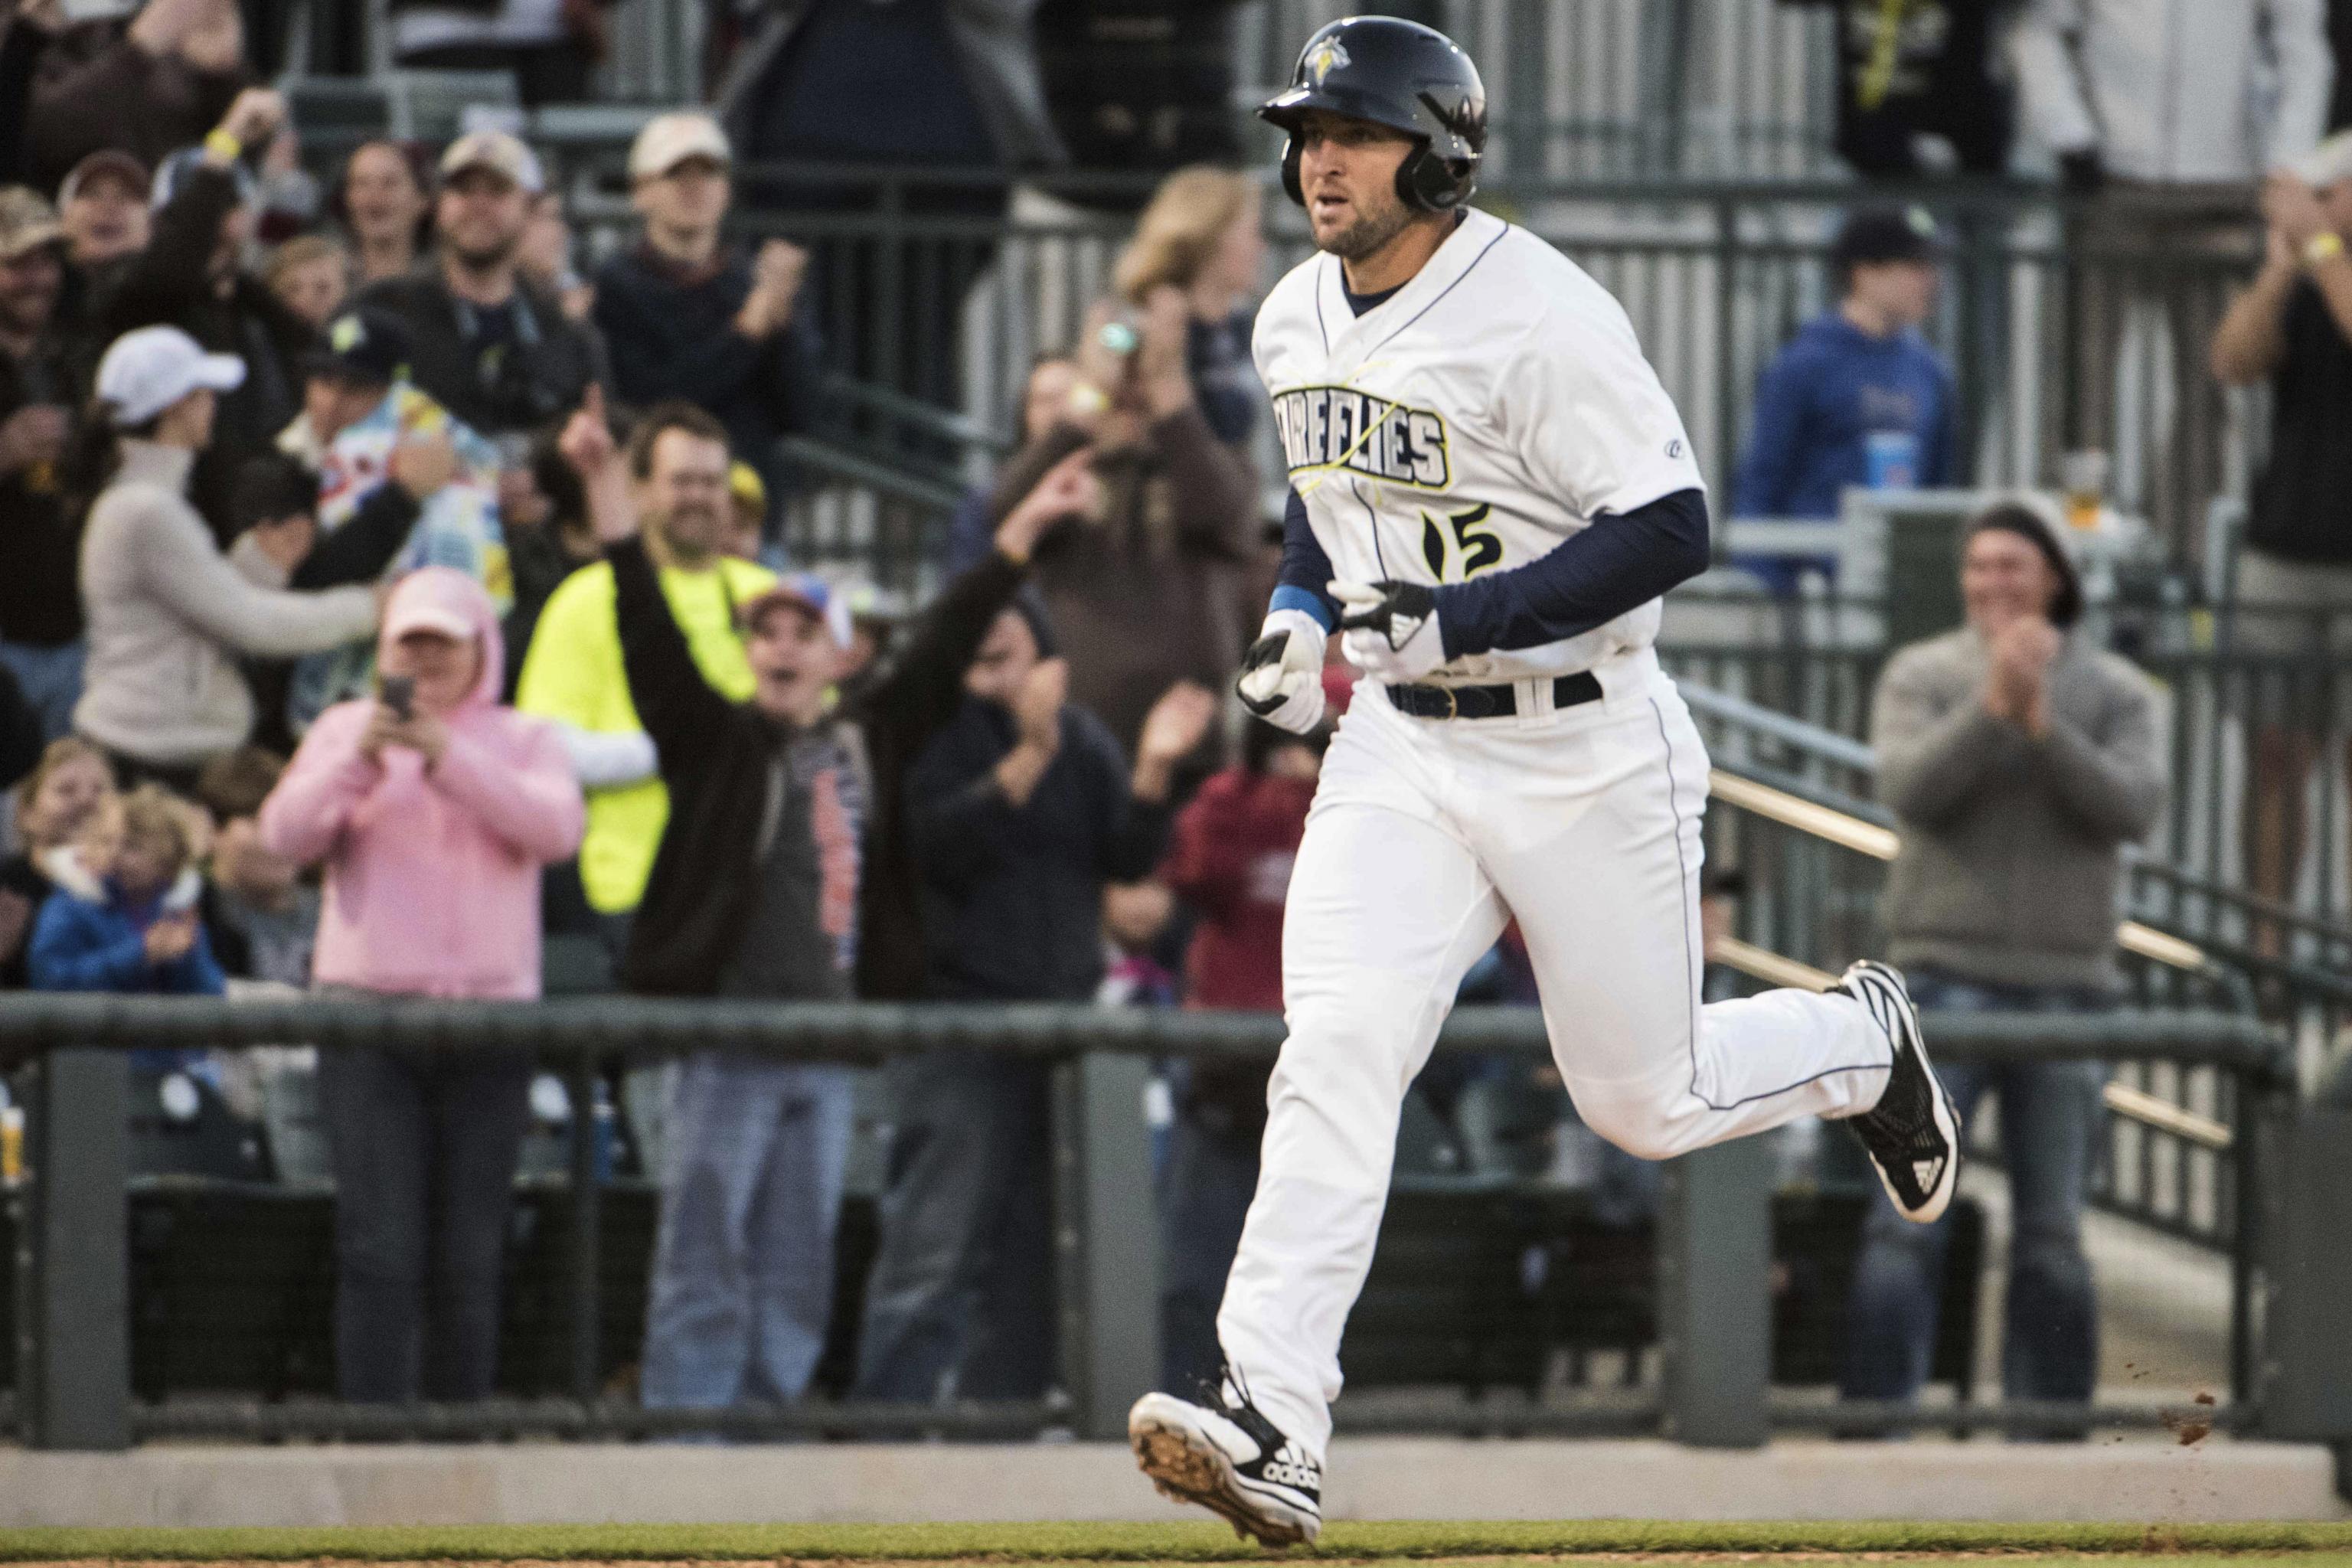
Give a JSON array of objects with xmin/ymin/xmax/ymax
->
[{"xmin": 1316, "ymin": 195, "xmax": 1421, "ymax": 263}]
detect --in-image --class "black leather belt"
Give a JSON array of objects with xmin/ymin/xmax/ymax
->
[{"xmin": 1385, "ymin": 670, "xmax": 1603, "ymax": 720}]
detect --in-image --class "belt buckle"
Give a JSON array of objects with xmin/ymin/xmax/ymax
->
[{"xmin": 1434, "ymin": 686, "xmax": 1457, "ymax": 720}]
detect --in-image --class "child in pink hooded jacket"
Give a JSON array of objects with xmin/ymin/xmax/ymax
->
[
  {"xmin": 261, "ymin": 566, "xmax": 584, "ymax": 998},
  {"xmin": 258, "ymin": 566, "xmax": 584, "ymax": 1403}
]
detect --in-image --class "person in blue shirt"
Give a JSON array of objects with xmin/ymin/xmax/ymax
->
[
  {"xmin": 1732, "ymin": 207, "xmax": 1958, "ymax": 594},
  {"xmin": 27, "ymin": 782, "xmax": 224, "ymax": 998}
]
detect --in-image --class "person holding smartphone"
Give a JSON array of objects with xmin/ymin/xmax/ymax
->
[
  {"xmin": 986, "ymin": 166, "xmax": 1263, "ymax": 763},
  {"xmin": 256, "ymin": 565, "xmax": 584, "ymax": 1403}
]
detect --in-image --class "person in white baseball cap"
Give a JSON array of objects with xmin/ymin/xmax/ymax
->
[
  {"xmin": 592, "ymin": 109, "xmax": 818, "ymax": 519},
  {"xmin": 68, "ymin": 325, "xmax": 379, "ymax": 786},
  {"xmin": 438, "ymin": 129, "xmax": 546, "ymax": 198},
  {"xmin": 627, "ymin": 112, "xmax": 730, "ymax": 185},
  {"xmin": 92, "ymin": 324, "xmax": 246, "ymax": 433}
]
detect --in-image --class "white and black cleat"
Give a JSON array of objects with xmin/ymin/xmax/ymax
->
[
  {"xmin": 1129, "ymin": 1369, "xmax": 1322, "ymax": 1547},
  {"xmin": 1833, "ymin": 960, "xmax": 1962, "ymax": 1224}
]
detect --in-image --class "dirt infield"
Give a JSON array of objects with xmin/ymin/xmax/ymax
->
[
  {"xmin": 5, "ymin": 1523, "xmax": 2352, "ymax": 1564},
  {"xmin": 5, "ymin": 1560, "xmax": 2352, "ymax": 1568}
]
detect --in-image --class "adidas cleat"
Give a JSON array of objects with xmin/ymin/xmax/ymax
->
[
  {"xmin": 1834, "ymin": 959, "xmax": 1961, "ymax": 1224},
  {"xmin": 1129, "ymin": 1372, "xmax": 1321, "ymax": 1547}
]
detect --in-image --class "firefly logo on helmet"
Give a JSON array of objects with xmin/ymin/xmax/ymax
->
[{"xmin": 1304, "ymin": 37, "xmax": 1351, "ymax": 85}]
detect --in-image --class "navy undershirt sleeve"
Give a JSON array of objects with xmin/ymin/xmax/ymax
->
[
  {"xmin": 1432, "ymin": 487, "xmax": 1710, "ymax": 658},
  {"xmin": 1269, "ymin": 487, "xmax": 1340, "ymax": 631}
]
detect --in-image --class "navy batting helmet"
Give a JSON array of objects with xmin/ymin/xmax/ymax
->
[{"xmin": 1258, "ymin": 16, "xmax": 1487, "ymax": 214}]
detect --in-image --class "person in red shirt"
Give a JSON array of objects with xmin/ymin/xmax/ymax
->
[{"xmin": 1155, "ymin": 668, "xmax": 1350, "ymax": 1393}]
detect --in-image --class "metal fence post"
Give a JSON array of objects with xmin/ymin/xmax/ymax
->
[
  {"xmin": 1711, "ymin": 198, "xmax": 1739, "ymax": 529},
  {"xmin": 1658, "ymin": 1135, "xmax": 1772, "ymax": 1449},
  {"xmin": 2229, "ymin": 1065, "xmax": 2264, "ymax": 1404},
  {"xmin": 2258, "ymin": 1106, "xmax": 2352, "ymax": 1446},
  {"xmin": 1050, "ymin": 1050, "xmax": 1161, "ymax": 1442},
  {"xmin": 564, "ymin": 1054, "xmax": 601, "ymax": 1403},
  {"xmin": 24, "ymin": 1048, "xmax": 129, "ymax": 1450}
]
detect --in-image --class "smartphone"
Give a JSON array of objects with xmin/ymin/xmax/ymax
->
[
  {"xmin": 1096, "ymin": 312, "xmax": 1140, "ymax": 358},
  {"xmin": 381, "ymin": 675, "xmax": 415, "ymax": 721}
]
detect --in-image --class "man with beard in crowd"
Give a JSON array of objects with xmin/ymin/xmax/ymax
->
[
  {"xmin": 360, "ymin": 129, "xmax": 600, "ymax": 448},
  {"xmin": 514, "ymin": 401, "xmax": 770, "ymax": 969}
]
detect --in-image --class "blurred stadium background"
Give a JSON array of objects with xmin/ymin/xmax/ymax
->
[{"xmin": 4, "ymin": 0, "xmax": 2352, "ymax": 1548}]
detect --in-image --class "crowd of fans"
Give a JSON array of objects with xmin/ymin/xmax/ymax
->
[
  {"xmin": 0, "ymin": 5, "xmax": 1304, "ymax": 1411},
  {"xmin": 2, "ymin": 0, "xmax": 2341, "ymax": 1429}
]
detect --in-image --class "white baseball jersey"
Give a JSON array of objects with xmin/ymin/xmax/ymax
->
[
  {"xmin": 1255, "ymin": 207, "xmax": 1706, "ymax": 684},
  {"xmin": 1214, "ymin": 212, "xmax": 1904, "ymax": 1478}
]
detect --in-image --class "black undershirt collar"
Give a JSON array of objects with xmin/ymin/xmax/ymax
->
[{"xmin": 1339, "ymin": 210, "xmax": 1469, "ymax": 316}]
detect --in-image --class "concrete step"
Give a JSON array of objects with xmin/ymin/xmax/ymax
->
[{"xmin": 1, "ymin": 1436, "xmax": 2341, "ymax": 1528}]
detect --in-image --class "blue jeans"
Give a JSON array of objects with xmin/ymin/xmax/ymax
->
[
  {"xmin": 1839, "ymin": 969, "xmax": 2108, "ymax": 1406},
  {"xmin": 314, "ymin": 1041, "xmax": 533, "ymax": 1403},
  {"xmin": 639, "ymin": 1054, "xmax": 857, "ymax": 1408},
  {"xmin": 853, "ymin": 1054, "xmax": 1054, "ymax": 1403},
  {"xmin": 0, "ymin": 638, "xmax": 84, "ymax": 743}
]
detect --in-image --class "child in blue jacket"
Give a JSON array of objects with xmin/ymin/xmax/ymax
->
[{"xmin": 28, "ymin": 783, "xmax": 225, "ymax": 997}]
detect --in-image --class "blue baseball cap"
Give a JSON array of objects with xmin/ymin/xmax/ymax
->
[{"xmin": 740, "ymin": 571, "xmax": 854, "ymax": 649}]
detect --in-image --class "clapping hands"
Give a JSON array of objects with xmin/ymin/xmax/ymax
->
[
  {"xmin": 1984, "ymin": 616, "xmax": 2059, "ymax": 734},
  {"xmin": 1133, "ymin": 679, "xmax": 1217, "ymax": 802},
  {"xmin": 734, "ymin": 239, "xmax": 809, "ymax": 338}
]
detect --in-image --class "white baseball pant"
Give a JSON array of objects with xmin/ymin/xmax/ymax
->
[{"xmin": 1215, "ymin": 649, "xmax": 1894, "ymax": 1459}]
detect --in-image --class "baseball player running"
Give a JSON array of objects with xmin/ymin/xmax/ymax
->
[{"xmin": 1127, "ymin": 16, "xmax": 1961, "ymax": 1547}]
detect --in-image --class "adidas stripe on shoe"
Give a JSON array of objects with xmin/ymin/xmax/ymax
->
[
  {"xmin": 1129, "ymin": 1371, "xmax": 1322, "ymax": 1547},
  {"xmin": 1834, "ymin": 959, "xmax": 1962, "ymax": 1224}
]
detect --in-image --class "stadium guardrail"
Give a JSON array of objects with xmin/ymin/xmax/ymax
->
[
  {"xmin": 288, "ymin": 0, "xmax": 1842, "ymax": 181},
  {"xmin": 0, "ymin": 994, "xmax": 2300, "ymax": 1453},
  {"xmin": 1674, "ymin": 622, "xmax": 2352, "ymax": 1064},
  {"xmin": 1677, "ymin": 674, "xmax": 2352, "ymax": 1263},
  {"xmin": 565, "ymin": 175, "xmax": 2249, "ymax": 573}
]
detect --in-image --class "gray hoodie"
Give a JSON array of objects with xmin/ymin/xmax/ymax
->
[
  {"xmin": 1873, "ymin": 625, "xmax": 2166, "ymax": 991},
  {"xmin": 74, "ymin": 441, "xmax": 376, "ymax": 767}
]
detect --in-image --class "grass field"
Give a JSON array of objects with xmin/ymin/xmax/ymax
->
[{"xmin": 5, "ymin": 1521, "xmax": 2352, "ymax": 1564}]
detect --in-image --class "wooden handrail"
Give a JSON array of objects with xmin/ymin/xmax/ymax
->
[{"xmin": 1710, "ymin": 769, "xmax": 2207, "ymax": 975}]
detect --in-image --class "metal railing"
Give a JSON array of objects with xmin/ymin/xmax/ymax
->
[
  {"xmin": 283, "ymin": 11, "xmax": 2261, "ymax": 573},
  {"xmin": 296, "ymin": 0, "xmax": 1840, "ymax": 180},
  {"xmin": 284, "ymin": 132, "xmax": 2261, "ymax": 584},
  {"xmin": 0, "ymin": 993, "xmax": 2295, "ymax": 1451},
  {"xmin": 1233, "ymin": 0, "xmax": 1840, "ymax": 181},
  {"xmin": 583, "ymin": 179, "xmax": 2250, "ymax": 575},
  {"xmin": 1662, "ymin": 599, "xmax": 2352, "ymax": 1068},
  {"xmin": 1674, "ymin": 673, "xmax": 2352, "ymax": 1266}
]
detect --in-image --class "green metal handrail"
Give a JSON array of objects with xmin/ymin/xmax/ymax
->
[{"xmin": 0, "ymin": 993, "xmax": 2288, "ymax": 1077}]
